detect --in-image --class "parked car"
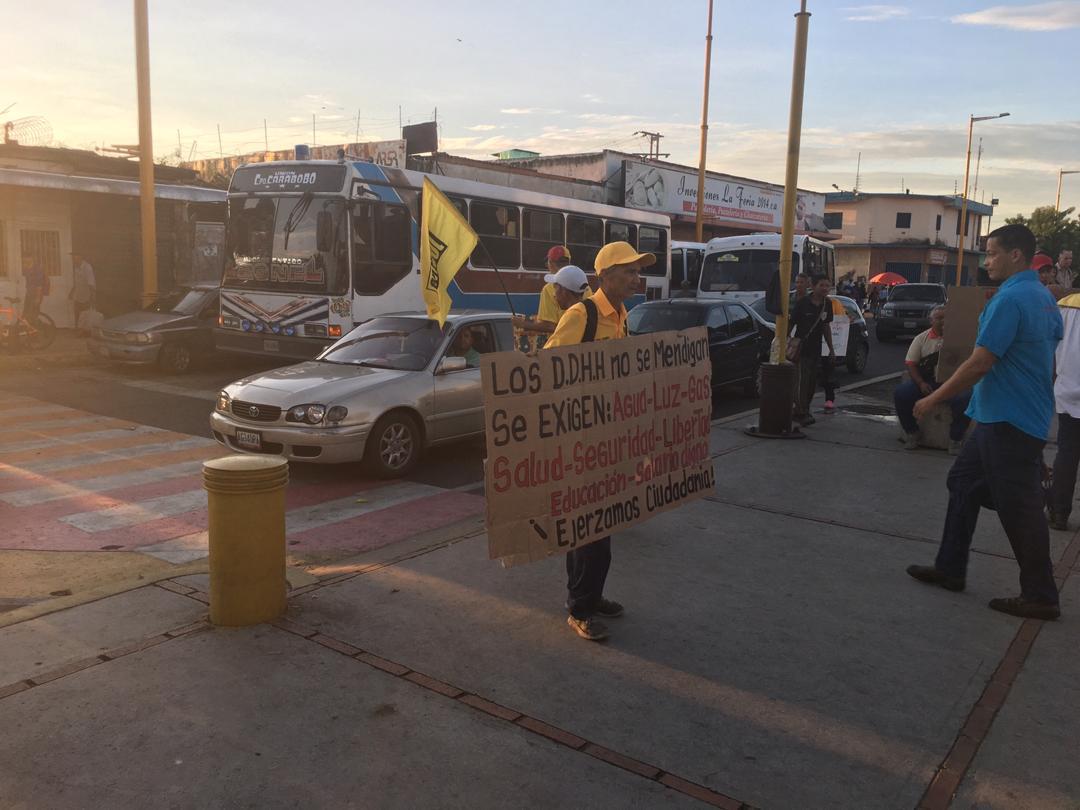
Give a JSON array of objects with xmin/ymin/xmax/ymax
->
[
  {"xmin": 874, "ymin": 283, "xmax": 947, "ymax": 342},
  {"xmin": 88, "ymin": 283, "xmax": 220, "ymax": 373},
  {"xmin": 211, "ymin": 311, "xmax": 514, "ymax": 477},
  {"xmin": 749, "ymin": 294, "xmax": 871, "ymax": 374},
  {"xmin": 627, "ymin": 299, "xmax": 770, "ymax": 397}
]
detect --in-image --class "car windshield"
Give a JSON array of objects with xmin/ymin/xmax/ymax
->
[
  {"xmin": 627, "ymin": 305, "xmax": 705, "ymax": 334},
  {"xmin": 222, "ymin": 195, "xmax": 348, "ymax": 295},
  {"xmin": 889, "ymin": 285, "xmax": 945, "ymax": 303},
  {"xmin": 145, "ymin": 289, "xmax": 209, "ymax": 315},
  {"xmin": 700, "ymin": 249, "xmax": 798, "ymax": 293},
  {"xmin": 318, "ymin": 317, "xmax": 447, "ymax": 371}
]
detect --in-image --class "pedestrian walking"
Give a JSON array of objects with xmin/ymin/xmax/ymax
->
[
  {"xmin": 788, "ymin": 274, "xmax": 834, "ymax": 426},
  {"xmin": 907, "ymin": 224, "xmax": 1063, "ymax": 620},
  {"xmin": 20, "ymin": 253, "xmax": 48, "ymax": 326},
  {"xmin": 70, "ymin": 252, "xmax": 96, "ymax": 332},
  {"xmin": 894, "ymin": 307, "xmax": 971, "ymax": 453},
  {"xmin": 1048, "ymin": 291, "xmax": 1080, "ymax": 530},
  {"xmin": 545, "ymin": 240, "xmax": 654, "ymax": 641}
]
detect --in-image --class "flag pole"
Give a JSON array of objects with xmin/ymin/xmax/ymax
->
[{"xmin": 476, "ymin": 241, "xmax": 519, "ymax": 317}]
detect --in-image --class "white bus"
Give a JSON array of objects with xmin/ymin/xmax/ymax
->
[
  {"xmin": 216, "ymin": 159, "xmax": 671, "ymax": 359},
  {"xmin": 668, "ymin": 241, "xmax": 707, "ymax": 296},
  {"xmin": 697, "ymin": 233, "xmax": 836, "ymax": 305}
]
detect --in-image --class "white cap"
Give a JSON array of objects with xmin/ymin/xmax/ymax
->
[{"xmin": 543, "ymin": 264, "xmax": 589, "ymax": 294}]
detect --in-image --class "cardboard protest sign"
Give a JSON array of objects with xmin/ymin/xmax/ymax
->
[
  {"xmin": 939, "ymin": 286, "xmax": 997, "ymax": 380},
  {"xmin": 482, "ymin": 328, "xmax": 716, "ymax": 566}
]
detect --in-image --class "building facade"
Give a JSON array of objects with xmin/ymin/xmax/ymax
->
[
  {"xmin": 824, "ymin": 191, "xmax": 994, "ymax": 286},
  {"xmin": 0, "ymin": 145, "xmax": 225, "ymax": 325}
]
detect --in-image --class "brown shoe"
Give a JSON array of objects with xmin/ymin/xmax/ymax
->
[
  {"xmin": 567, "ymin": 615, "xmax": 609, "ymax": 641},
  {"xmin": 988, "ymin": 596, "xmax": 1060, "ymax": 621}
]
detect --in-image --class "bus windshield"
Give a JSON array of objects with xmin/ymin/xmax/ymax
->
[
  {"xmin": 700, "ymin": 249, "xmax": 798, "ymax": 293},
  {"xmin": 223, "ymin": 196, "xmax": 348, "ymax": 295}
]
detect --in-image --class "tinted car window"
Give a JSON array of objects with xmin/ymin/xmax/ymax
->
[
  {"xmin": 726, "ymin": 304, "xmax": 754, "ymax": 335},
  {"xmin": 889, "ymin": 285, "xmax": 946, "ymax": 303},
  {"xmin": 627, "ymin": 304, "xmax": 705, "ymax": 335},
  {"xmin": 147, "ymin": 288, "xmax": 210, "ymax": 315},
  {"xmin": 749, "ymin": 296, "xmax": 776, "ymax": 324},
  {"xmin": 705, "ymin": 306, "xmax": 729, "ymax": 338}
]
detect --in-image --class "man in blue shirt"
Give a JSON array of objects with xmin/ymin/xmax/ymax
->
[{"xmin": 907, "ymin": 224, "xmax": 1063, "ymax": 620}]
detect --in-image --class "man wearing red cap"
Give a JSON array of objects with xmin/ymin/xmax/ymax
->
[
  {"xmin": 546, "ymin": 240, "xmax": 655, "ymax": 641},
  {"xmin": 512, "ymin": 245, "xmax": 592, "ymax": 337}
]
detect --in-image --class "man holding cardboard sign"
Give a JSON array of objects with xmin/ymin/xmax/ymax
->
[
  {"xmin": 545, "ymin": 241, "xmax": 654, "ymax": 641},
  {"xmin": 908, "ymin": 224, "xmax": 1063, "ymax": 621}
]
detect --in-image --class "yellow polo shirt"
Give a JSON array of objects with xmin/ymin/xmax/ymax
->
[
  {"xmin": 537, "ymin": 282, "xmax": 593, "ymax": 324},
  {"xmin": 544, "ymin": 288, "xmax": 626, "ymax": 347}
]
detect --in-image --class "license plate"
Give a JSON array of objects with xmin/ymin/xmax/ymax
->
[
  {"xmin": 235, "ymin": 429, "xmax": 262, "ymax": 450},
  {"xmin": 263, "ymin": 339, "xmax": 279, "ymax": 352},
  {"xmin": 903, "ymin": 321, "xmax": 916, "ymax": 329}
]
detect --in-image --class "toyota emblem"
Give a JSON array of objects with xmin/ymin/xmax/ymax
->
[{"xmin": 248, "ymin": 406, "xmax": 260, "ymax": 418}]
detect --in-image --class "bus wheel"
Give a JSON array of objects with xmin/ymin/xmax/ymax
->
[{"xmin": 365, "ymin": 412, "xmax": 422, "ymax": 478}]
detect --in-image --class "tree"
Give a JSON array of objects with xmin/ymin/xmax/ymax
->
[{"xmin": 1005, "ymin": 206, "xmax": 1080, "ymax": 258}]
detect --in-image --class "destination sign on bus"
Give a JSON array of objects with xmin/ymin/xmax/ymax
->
[{"xmin": 231, "ymin": 164, "xmax": 347, "ymax": 194}]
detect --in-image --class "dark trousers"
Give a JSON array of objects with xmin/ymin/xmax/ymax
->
[
  {"xmin": 566, "ymin": 536, "xmax": 611, "ymax": 619},
  {"xmin": 894, "ymin": 380, "xmax": 972, "ymax": 441},
  {"xmin": 935, "ymin": 422, "xmax": 1059, "ymax": 605},
  {"xmin": 794, "ymin": 351, "xmax": 819, "ymax": 418},
  {"xmin": 819, "ymin": 357, "xmax": 835, "ymax": 401},
  {"xmin": 1050, "ymin": 412, "xmax": 1080, "ymax": 519}
]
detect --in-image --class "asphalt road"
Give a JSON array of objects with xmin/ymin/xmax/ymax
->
[{"xmin": 0, "ymin": 330, "xmax": 910, "ymax": 488}]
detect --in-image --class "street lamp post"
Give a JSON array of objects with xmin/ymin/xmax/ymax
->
[
  {"xmin": 1056, "ymin": 169, "xmax": 1080, "ymax": 211},
  {"xmin": 694, "ymin": 0, "xmax": 715, "ymax": 242},
  {"xmin": 134, "ymin": 0, "xmax": 157, "ymax": 305},
  {"xmin": 955, "ymin": 112, "xmax": 1009, "ymax": 287}
]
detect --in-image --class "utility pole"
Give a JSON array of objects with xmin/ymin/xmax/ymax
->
[
  {"xmin": 972, "ymin": 137, "xmax": 982, "ymax": 199},
  {"xmin": 854, "ymin": 151, "xmax": 861, "ymax": 193},
  {"xmin": 133, "ymin": 0, "xmax": 157, "ymax": 305},
  {"xmin": 956, "ymin": 113, "xmax": 1009, "ymax": 286},
  {"xmin": 312, "ymin": 113, "xmax": 316, "ymax": 147},
  {"xmin": 694, "ymin": 0, "xmax": 714, "ymax": 242},
  {"xmin": 354, "ymin": 108, "xmax": 361, "ymax": 145},
  {"xmin": 634, "ymin": 130, "xmax": 666, "ymax": 161},
  {"xmin": 1057, "ymin": 169, "xmax": 1080, "ymax": 211},
  {"xmin": 264, "ymin": 119, "xmax": 269, "ymax": 151},
  {"xmin": 217, "ymin": 124, "xmax": 223, "ymax": 157},
  {"xmin": 176, "ymin": 129, "xmax": 182, "ymax": 156}
]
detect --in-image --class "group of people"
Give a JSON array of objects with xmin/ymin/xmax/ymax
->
[{"xmin": 16, "ymin": 251, "xmax": 96, "ymax": 331}]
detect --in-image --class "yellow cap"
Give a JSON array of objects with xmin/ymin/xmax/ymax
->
[{"xmin": 594, "ymin": 241, "xmax": 657, "ymax": 275}]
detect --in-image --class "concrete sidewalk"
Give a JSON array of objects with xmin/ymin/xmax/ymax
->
[
  {"xmin": 0, "ymin": 328, "xmax": 98, "ymax": 371},
  {"xmin": 1, "ymin": 388, "xmax": 1077, "ymax": 809}
]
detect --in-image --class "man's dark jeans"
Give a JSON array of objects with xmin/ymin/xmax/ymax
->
[
  {"xmin": 566, "ymin": 536, "xmax": 611, "ymax": 619},
  {"xmin": 1050, "ymin": 412, "xmax": 1080, "ymax": 519},
  {"xmin": 894, "ymin": 379, "xmax": 972, "ymax": 441},
  {"xmin": 935, "ymin": 422, "xmax": 1059, "ymax": 605}
]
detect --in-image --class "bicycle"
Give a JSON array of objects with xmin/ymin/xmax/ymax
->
[{"xmin": 0, "ymin": 296, "xmax": 57, "ymax": 352}]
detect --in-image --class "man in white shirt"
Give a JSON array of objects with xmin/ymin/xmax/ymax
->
[
  {"xmin": 1055, "ymin": 250, "xmax": 1074, "ymax": 289},
  {"xmin": 1048, "ymin": 292, "xmax": 1080, "ymax": 529},
  {"xmin": 69, "ymin": 252, "xmax": 96, "ymax": 331},
  {"xmin": 893, "ymin": 307, "xmax": 971, "ymax": 453}
]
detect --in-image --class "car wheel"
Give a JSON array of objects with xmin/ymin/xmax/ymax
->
[
  {"xmin": 365, "ymin": 412, "xmax": 422, "ymax": 479},
  {"xmin": 159, "ymin": 343, "xmax": 193, "ymax": 373},
  {"xmin": 846, "ymin": 341, "xmax": 869, "ymax": 374}
]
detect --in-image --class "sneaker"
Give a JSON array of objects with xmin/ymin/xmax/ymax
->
[
  {"xmin": 1048, "ymin": 511, "xmax": 1069, "ymax": 531},
  {"xmin": 824, "ymin": 400, "xmax": 835, "ymax": 413},
  {"xmin": 595, "ymin": 598, "xmax": 624, "ymax": 618},
  {"xmin": 903, "ymin": 432, "xmax": 920, "ymax": 450},
  {"xmin": 906, "ymin": 564, "xmax": 965, "ymax": 592},
  {"xmin": 948, "ymin": 440, "xmax": 963, "ymax": 456},
  {"xmin": 567, "ymin": 615, "xmax": 609, "ymax": 641},
  {"xmin": 988, "ymin": 596, "xmax": 1060, "ymax": 621}
]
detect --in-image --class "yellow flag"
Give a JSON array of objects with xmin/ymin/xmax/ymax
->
[{"xmin": 420, "ymin": 177, "xmax": 478, "ymax": 326}]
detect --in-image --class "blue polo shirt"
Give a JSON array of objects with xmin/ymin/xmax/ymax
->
[{"xmin": 967, "ymin": 270, "xmax": 1063, "ymax": 439}]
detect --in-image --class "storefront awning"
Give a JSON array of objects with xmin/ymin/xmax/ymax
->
[{"xmin": 0, "ymin": 167, "xmax": 226, "ymax": 203}]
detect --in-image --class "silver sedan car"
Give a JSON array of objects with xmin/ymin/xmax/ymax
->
[{"xmin": 210, "ymin": 311, "xmax": 514, "ymax": 477}]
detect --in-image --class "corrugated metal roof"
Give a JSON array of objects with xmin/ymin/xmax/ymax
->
[{"xmin": 0, "ymin": 167, "xmax": 226, "ymax": 203}]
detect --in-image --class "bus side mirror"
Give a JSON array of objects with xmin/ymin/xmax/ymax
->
[{"xmin": 316, "ymin": 210, "xmax": 334, "ymax": 253}]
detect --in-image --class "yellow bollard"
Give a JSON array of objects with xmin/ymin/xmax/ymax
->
[{"xmin": 203, "ymin": 455, "xmax": 289, "ymax": 626}]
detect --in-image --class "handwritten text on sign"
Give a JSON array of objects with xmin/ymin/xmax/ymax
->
[{"xmin": 482, "ymin": 328, "xmax": 716, "ymax": 566}]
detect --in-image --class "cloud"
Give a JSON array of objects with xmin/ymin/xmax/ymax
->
[
  {"xmin": 952, "ymin": 1, "xmax": 1080, "ymax": 31},
  {"xmin": 842, "ymin": 4, "xmax": 910, "ymax": 21},
  {"xmin": 581, "ymin": 93, "xmax": 603, "ymax": 104},
  {"xmin": 499, "ymin": 107, "xmax": 563, "ymax": 116},
  {"xmin": 465, "ymin": 124, "xmax": 498, "ymax": 131}
]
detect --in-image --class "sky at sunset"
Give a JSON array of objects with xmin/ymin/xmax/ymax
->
[{"xmin": 6, "ymin": 0, "xmax": 1080, "ymax": 219}]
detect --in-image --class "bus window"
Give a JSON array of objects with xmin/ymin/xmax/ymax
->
[
  {"xmin": 470, "ymin": 201, "xmax": 520, "ymax": 269},
  {"xmin": 638, "ymin": 226, "xmax": 667, "ymax": 277},
  {"xmin": 567, "ymin": 215, "xmax": 603, "ymax": 274},
  {"xmin": 352, "ymin": 202, "xmax": 412, "ymax": 296},
  {"xmin": 700, "ymin": 249, "xmax": 797, "ymax": 293},
  {"xmin": 671, "ymin": 249, "xmax": 686, "ymax": 287},
  {"xmin": 605, "ymin": 221, "xmax": 637, "ymax": 247},
  {"xmin": 687, "ymin": 249, "xmax": 703, "ymax": 289},
  {"xmin": 448, "ymin": 195, "xmax": 467, "ymax": 219},
  {"xmin": 522, "ymin": 208, "xmax": 564, "ymax": 270}
]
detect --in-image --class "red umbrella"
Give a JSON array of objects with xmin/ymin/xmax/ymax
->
[{"xmin": 869, "ymin": 272, "xmax": 908, "ymax": 286}]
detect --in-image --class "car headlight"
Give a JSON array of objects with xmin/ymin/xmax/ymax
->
[
  {"xmin": 326, "ymin": 406, "xmax": 348, "ymax": 424},
  {"xmin": 216, "ymin": 391, "xmax": 231, "ymax": 413},
  {"xmin": 286, "ymin": 404, "xmax": 327, "ymax": 425}
]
